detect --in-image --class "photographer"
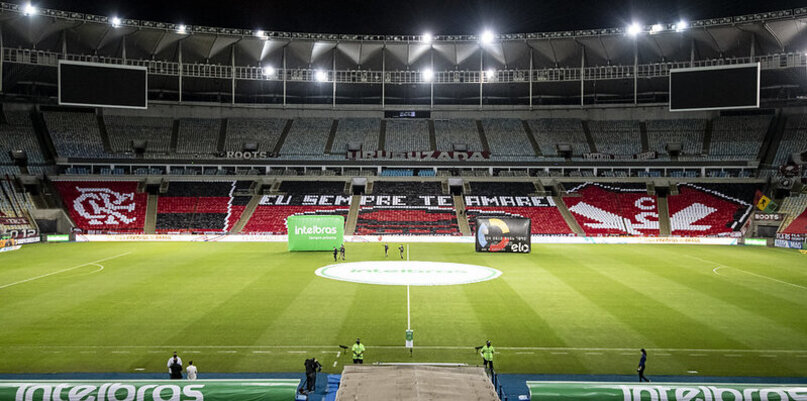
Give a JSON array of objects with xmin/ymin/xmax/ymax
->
[{"xmin": 303, "ymin": 357, "xmax": 322, "ymax": 393}]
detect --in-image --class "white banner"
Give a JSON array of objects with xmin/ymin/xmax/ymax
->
[{"xmin": 75, "ymin": 234, "xmax": 737, "ymax": 245}]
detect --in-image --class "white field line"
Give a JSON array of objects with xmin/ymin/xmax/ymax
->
[
  {"xmin": 689, "ymin": 254, "xmax": 807, "ymax": 290},
  {"xmin": 0, "ymin": 252, "xmax": 131, "ymax": 290},
  {"xmin": 4, "ymin": 344, "xmax": 806, "ymax": 354}
]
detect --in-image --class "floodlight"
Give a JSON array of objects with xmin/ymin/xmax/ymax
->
[
  {"xmin": 256, "ymin": 30, "xmax": 268, "ymax": 40},
  {"xmin": 176, "ymin": 24, "xmax": 187, "ymax": 34},
  {"xmin": 315, "ymin": 70, "xmax": 328, "ymax": 82},
  {"xmin": 675, "ymin": 20, "xmax": 688, "ymax": 32},
  {"xmin": 422, "ymin": 68, "xmax": 434, "ymax": 82},
  {"xmin": 486, "ymin": 69, "xmax": 495, "ymax": 79},
  {"xmin": 262, "ymin": 66, "xmax": 275, "ymax": 76},
  {"xmin": 480, "ymin": 30, "xmax": 495, "ymax": 44},
  {"xmin": 422, "ymin": 33, "xmax": 433, "ymax": 44},
  {"xmin": 111, "ymin": 17, "xmax": 122, "ymax": 28},
  {"xmin": 627, "ymin": 23, "xmax": 642, "ymax": 37},
  {"xmin": 23, "ymin": 3, "xmax": 37, "ymax": 15},
  {"xmin": 650, "ymin": 24, "xmax": 663, "ymax": 34}
]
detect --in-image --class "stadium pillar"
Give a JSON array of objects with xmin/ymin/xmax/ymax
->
[
  {"xmin": 750, "ymin": 34, "xmax": 756, "ymax": 59},
  {"xmin": 633, "ymin": 39, "xmax": 638, "ymax": 105},
  {"xmin": 178, "ymin": 41, "xmax": 183, "ymax": 103},
  {"xmin": 479, "ymin": 45, "xmax": 484, "ymax": 109},
  {"xmin": 430, "ymin": 51, "xmax": 434, "ymax": 109},
  {"xmin": 580, "ymin": 46, "xmax": 585, "ymax": 106},
  {"xmin": 332, "ymin": 47, "xmax": 337, "ymax": 109},
  {"xmin": 121, "ymin": 35, "xmax": 126, "ymax": 62},
  {"xmin": 282, "ymin": 46, "xmax": 287, "ymax": 108},
  {"xmin": 528, "ymin": 48, "xmax": 533, "ymax": 110},
  {"xmin": 231, "ymin": 45, "xmax": 236, "ymax": 105},
  {"xmin": 381, "ymin": 44, "xmax": 386, "ymax": 108},
  {"xmin": 0, "ymin": 27, "xmax": 4, "ymax": 93},
  {"xmin": 690, "ymin": 39, "xmax": 695, "ymax": 67}
]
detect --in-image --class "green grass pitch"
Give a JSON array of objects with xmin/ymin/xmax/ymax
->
[{"xmin": 1, "ymin": 242, "xmax": 806, "ymax": 377}]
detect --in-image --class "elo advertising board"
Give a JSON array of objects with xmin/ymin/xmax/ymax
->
[{"xmin": 475, "ymin": 217, "xmax": 531, "ymax": 253}]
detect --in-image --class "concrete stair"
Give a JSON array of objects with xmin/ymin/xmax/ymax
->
[
  {"xmin": 144, "ymin": 194, "xmax": 158, "ymax": 234},
  {"xmin": 345, "ymin": 195, "xmax": 362, "ymax": 234},
  {"xmin": 229, "ymin": 195, "xmax": 262, "ymax": 233},
  {"xmin": 553, "ymin": 196, "xmax": 585, "ymax": 235},
  {"xmin": 454, "ymin": 195, "xmax": 471, "ymax": 236},
  {"xmin": 657, "ymin": 197, "xmax": 671, "ymax": 236}
]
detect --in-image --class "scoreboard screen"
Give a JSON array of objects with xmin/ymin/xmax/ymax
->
[
  {"xmin": 669, "ymin": 63, "xmax": 759, "ymax": 112},
  {"xmin": 59, "ymin": 61, "xmax": 148, "ymax": 109}
]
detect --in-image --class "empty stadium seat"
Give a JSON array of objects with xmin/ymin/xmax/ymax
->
[
  {"xmin": 54, "ymin": 181, "xmax": 148, "ymax": 233},
  {"xmin": 563, "ymin": 183, "xmax": 659, "ymax": 236},
  {"xmin": 667, "ymin": 183, "xmax": 758, "ymax": 236}
]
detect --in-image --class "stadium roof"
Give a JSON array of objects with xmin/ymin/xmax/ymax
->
[{"xmin": 1, "ymin": 2, "xmax": 806, "ymax": 70}]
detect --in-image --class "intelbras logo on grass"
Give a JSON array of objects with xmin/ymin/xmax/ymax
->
[
  {"xmin": 316, "ymin": 261, "xmax": 502, "ymax": 286},
  {"xmin": 294, "ymin": 225, "xmax": 338, "ymax": 235}
]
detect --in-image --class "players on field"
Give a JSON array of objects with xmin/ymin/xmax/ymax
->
[
  {"xmin": 384, "ymin": 243, "xmax": 389, "ymax": 257},
  {"xmin": 340, "ymin": 244, "xmax": 346, "ymax": 260},
  {"xmin": 399, "ymin": 244, "xmax": 405, "ymax": 259},
  {"xmin": 333, "ymin": 247, "xmax": 338, "ymax": 262}
]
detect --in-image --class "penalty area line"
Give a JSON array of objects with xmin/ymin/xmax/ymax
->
[{"xmin": 0, "ymin": 252, "xmax": 131, "ymax": 290}]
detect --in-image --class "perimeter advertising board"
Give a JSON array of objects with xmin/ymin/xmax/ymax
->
[
  {"xmin": 475, "ymin": 217, "xmax": 531, "ymax": 253},
  {"xmin": 527, "ymin": 381, "xmax": 807, "ymax": 401},
  {"xmin": 0, "ymin": 380, "xmax": 299, "ymax": 401},
  {"xmin": 287, "ymin": 215, "xmax": 344, "ymax": 251}
]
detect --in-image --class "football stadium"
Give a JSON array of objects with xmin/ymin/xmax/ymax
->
[{"xmin": 1, "ymin": 0, "xmax": 807, "ymax": 399}]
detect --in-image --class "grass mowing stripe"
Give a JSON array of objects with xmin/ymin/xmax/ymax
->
[
  {"xmin": 0, "ymin": 252, "xmax": 131, "ymax": 289},
  {"xmin": 636, "ymin": 247, "xmax": 807, "ymax": 337}
]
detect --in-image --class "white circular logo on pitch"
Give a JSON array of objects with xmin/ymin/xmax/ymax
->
[{"xmin": 315, "ymin": 261, "xmax": 502, "ymax": 286}]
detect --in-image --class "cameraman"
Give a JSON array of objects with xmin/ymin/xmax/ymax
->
[{"xmin": 304, "ymin": 357, "xmax": 322, "ymax": 393}]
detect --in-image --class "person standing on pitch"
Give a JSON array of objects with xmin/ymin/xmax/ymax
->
[
  {"xmin": 399, "ymin": 244, "xmax": 405, "ymax": 259},
  {"xmin": 167, "ymin": 351, "xmax": 183, "ymax": 380},
  {"xmin": 637, "ymin": 349, "xmax": 650, "ymax": 382},
  {"xmin": 186, "ymin": 361, "xmax": 197, "ymax": 380},
  {"xmin": 384, "ymin": 243, "xmax": 389, "ymax": 258},
  {"xmin": 333, "ymin": 247, "xmax": 338, "ymax": 262},
  {"xmin": 340, "ymin": 244, "xmax": 346, "ymax": 261},
  {"xmin": 352, "ymin": 338, "xmax": 365, "ymax": 364},
  {"xmin": 480, "ymin": 340, "xmax": 495, "ymax": 373}
]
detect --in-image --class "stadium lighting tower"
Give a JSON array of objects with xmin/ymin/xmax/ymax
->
[
  {"xmin": 486, "ymin": 68, "xmax": 496, "ymax": 80},
  {"xmin": 650, "ymin": 24, "xmax": 663, "ymax": 34},
  {"xmin": 111, "ymin": 17, "xmax": 122, "ymax": 28},
  {"xmin": 255, "ymin": 30, "xmax": 268, "ymax": 40},
  {"xmin": 22, "ymin": 3, "xmax": 37, "ymax": 16},
  {"xmin": 315, "ymin": 70, "xmax": 328, "ymax": 82},
  {"xmin": 422, "ymin": 32, "xmax": 433, "ymax": 44},
  {"xmin": 627, "ymin": 23, "xmax": 642, "ymax": 37},
  {"xmin": 262, "ymin": 66, "xmax": 275, "ymax": 77},
  {"xmin": 422, "ymin": 68, "xmax": 434, "ymax": 82},
  {"xmin": 675, "ymin": 20, "xmax": 689, "ymax": 32},
  {"xmin": 480, "ymin": 30, "xmax": 495, "ymax": 44},
  {"xmin": 176, "ymin": 24, "xmax": 187, "ymax": 34}
]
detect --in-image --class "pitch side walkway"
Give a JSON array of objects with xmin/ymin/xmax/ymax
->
[{"xmin": 1, "ymin": 373, "xmax": 805, "ymax": 401}]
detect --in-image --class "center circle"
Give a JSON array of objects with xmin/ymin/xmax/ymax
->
[{"xmin": 315, "ymin": 261, "xmax": 502, "ymax": 286}]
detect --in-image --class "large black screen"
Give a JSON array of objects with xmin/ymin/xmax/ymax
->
[
  {"xmin": 669, "ymin": 64, "xmax": 759, "ymax": 111},
  {"xmin": 59, "ymin": 61, "xmax": 147, "ymax": 109}
]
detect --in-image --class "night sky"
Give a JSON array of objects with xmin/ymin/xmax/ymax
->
[{"xmin": 40, "ymin": 0, "xmax": 807, "ymax": 35}]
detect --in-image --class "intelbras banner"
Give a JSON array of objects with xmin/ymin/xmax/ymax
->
[
  {"xmin": 0, "ymin": 380, "xmax": 299, "ymax": 401},
  {"xmin": 527, "ymin": 381, "xmax": 807, "ymax": 401},
  {"xmin": 287, "ymin": 215, "xmax": 344, "ymax": 251},
  {"xmin": 475, "ymin": 217, "xmax": 531, "ymax": 253}
]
